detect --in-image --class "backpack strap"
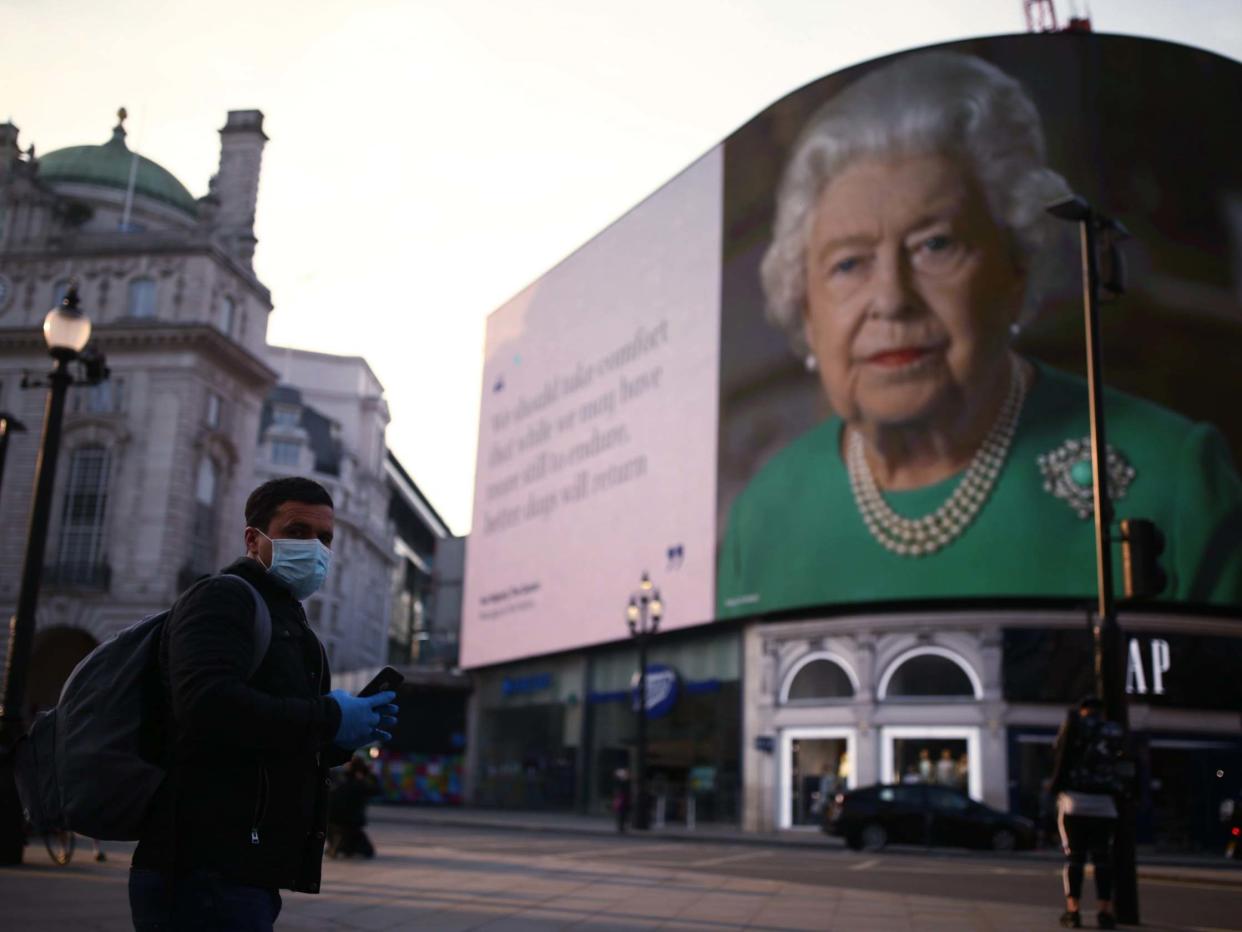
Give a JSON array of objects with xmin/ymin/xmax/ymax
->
[{"xmin": 220, "ymin": 574, "xmax": 273, "ymax": 680}]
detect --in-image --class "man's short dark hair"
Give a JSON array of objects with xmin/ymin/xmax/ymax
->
[{"xmin": 245, "ymin": 477, "xmax": 334, "ymax": 531}]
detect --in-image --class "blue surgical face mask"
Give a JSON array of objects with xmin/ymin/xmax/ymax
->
[{"xmin": 252, "ymin": 528, "xmax": 332, "ymax": 600}]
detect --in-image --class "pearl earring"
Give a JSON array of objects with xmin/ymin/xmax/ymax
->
[{"xmin": 804, "ymin": 354, "xmax": 818, "ymax": 372}]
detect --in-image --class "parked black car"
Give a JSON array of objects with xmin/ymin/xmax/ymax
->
[{"xmin": 824, "ymin": 783, "xmax": 1036, "ymax": 852}]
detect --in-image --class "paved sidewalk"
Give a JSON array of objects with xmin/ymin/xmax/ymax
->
[
  {"xmin": 0, "ymin": 834, "xmax": 1170, "ymax": 932},
  {"xmin": 2, "ymin": 820, "xmax": 1238, "ymax": 930},
  {"xmin": 370, "ymin": 803, "xmax": 1242, "ymax": 887}
]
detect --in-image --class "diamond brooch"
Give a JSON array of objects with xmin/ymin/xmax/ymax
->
[{"xmin": 1037, "ymin": 438, "xmax": 1136, "ymax": 519}]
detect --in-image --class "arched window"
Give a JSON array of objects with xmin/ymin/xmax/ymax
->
[
  {"xmin": 782, "ymin": 654, "xmax": 857, "ymax": 703},
  {"xmin": 187, "ymin": 458, "xmax": 219, "ymax": 576},
  {"xmin": 879, "ymin": 648, "xmax": 981, "ymax": 700},
  {"xmin": 55, "ymin": 445, "xmax": 111, "ymax": 587},
  {"xmin": 127, "ymin": 278, "xmax": 156, "ymax": 317}
]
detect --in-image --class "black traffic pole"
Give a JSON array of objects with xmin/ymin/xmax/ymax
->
[
  {"xmin": 627, "ymin": 573, "xmax": 662, "ymax": 831},
  {"xmin": 1048, "ymin": 195, "xmax": 1139, "ymax": 924}
]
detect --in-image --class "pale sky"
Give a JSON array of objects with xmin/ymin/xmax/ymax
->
[{"xmin": 5, "ymin": 0, "xmax": 1240, "ymax": 534}]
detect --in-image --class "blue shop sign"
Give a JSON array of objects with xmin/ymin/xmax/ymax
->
[
  {"xmin": 630, "ymin": 664, "xmax": 680, "ymax": 719},
  {"xmin": 502, "ymin": 672, "xmax": 553, "ymax": 697}
]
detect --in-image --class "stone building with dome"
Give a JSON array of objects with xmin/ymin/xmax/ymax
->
[
  {"xmin": 0, "ymin": 109, "xmax": 280, "ymax": 711},
  {"xmin": 0, "ymin": 109, "xmax": 461, "ymax": 714}
]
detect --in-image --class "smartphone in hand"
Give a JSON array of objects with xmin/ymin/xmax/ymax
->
[{"xmin": 358, "ymin": 666, "xmax": 405, "ymax": 698}]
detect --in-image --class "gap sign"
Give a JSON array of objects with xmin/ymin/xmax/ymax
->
[
  {"xmin": 1126, "ymin": 638, "xmax": 1170, "ymax": 696},
  {"xmin": 1002, "ymin": 628, "xmax": 1242, "ymax": 711}
]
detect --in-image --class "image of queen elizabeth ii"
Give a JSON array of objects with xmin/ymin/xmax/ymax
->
[{"xmin": 716, "ymin": 49, "xmax": 1242, "ymax": 617}]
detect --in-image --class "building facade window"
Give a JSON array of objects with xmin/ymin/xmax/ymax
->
[
  {"xmin": 880, "ymin": 726, "xmax": 983, "ymax": 800},
  {"xmin": 205, "ymin": 392, "xmax": 222, "ymax": 428},
  {"xmin": 220, "ymin": 295, "xmax": 235, "ymax": 335},
  {"xmin": 878, "ymin": 648, "xmax": 981, "ymax": 701},
  {"xmin": 127, "ymin": 278, "xmax": 156, "ymax": 318},
  {"xmin": 782, "ymin": 653, "xmax": 857, "ymax": 703},
  {"xmin": 54, "ymin": 445, "xmax": 111, "ymax": 586},
  {"xmin": 272, "ymin": 440, "xmax": 300, "ymax": 465},
  {"xmin": 73, "ymin": 377, "xmax": 124, "ymax": 415},
  {"xmin": 272, "ymin": 405, "xmax": 299, "ymax": 427},
  {"xmin": 187, "ymin": 458, "xmax": 219, "ymax": 576}
]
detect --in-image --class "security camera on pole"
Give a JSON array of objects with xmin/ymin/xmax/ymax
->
[
  {"xmin": 626, "ymin": 572, "xmax": 662, "ymax": 832},
  {"xmin": 0, "ymin": 282, "xmax": 109, "ymax": 865}
]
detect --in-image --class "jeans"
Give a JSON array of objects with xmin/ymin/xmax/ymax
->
[{"xmin": 129, "ymin": 868, "xmax": 282, "ymax": 931}]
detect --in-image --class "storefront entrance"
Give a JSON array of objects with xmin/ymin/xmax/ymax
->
[
  {"xmin": 1146, "ymin": 737, "xmax": 1242, "ymax": 853},
  {"xmin": 779, "ymin": 727, "xmax": 855, "ymax": 828},
  {"xmin": 1008, "ymin": 728, "xmax": 1242, "ymax": 852}
]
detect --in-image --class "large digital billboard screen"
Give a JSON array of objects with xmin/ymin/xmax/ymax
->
[
  {"xmin": 463, "ymin": 33, "xmax": 1242, "ymax": 669},
  {"xmin": 462, "ymin": 151, "xmax": 723, "ymax": 669}
]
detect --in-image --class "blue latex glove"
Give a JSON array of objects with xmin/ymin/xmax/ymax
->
[{"xmin": 328, "ymin": 689, "xmax": 399, "ymax": 750}]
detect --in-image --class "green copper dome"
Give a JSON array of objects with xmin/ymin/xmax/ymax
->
[{"xmin": 37, "ymin": 120, "xmax": 198, "ymax": 217}]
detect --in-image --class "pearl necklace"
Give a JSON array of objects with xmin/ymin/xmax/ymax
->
[{"xmin": 845, "ymin": 363, "xmax": 1028, "ymax": 557}]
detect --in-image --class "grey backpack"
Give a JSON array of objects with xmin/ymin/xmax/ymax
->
[{"xmin": 14, "ymin": 574, "xmax": 271, "ymax": 840}]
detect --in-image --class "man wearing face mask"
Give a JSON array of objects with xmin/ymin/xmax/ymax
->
[{"xmin": 129, "ymin": 477, "xmax": 398, "ymax": 932}]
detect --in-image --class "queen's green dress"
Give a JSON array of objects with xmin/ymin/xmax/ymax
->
[{"xmin": 717, "ymin": 365, "xmax": 1242, "ymax": 616}]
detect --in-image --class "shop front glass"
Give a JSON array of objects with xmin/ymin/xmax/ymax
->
[
  {"xmin": 586, "ymin": 630, "xmax": 741, "ymax": 824},
  {"xmin": 1004, "ymin": 628, "xmax": 1242, "ymax": 852},
  {"xmin": 1009, "ymin": 728, "xmax": 1242, "ymax": 853},
  {"xmin": 478, "ymin": 704, "xmax": 577, "ymax": 810},
  {"xmin": 474, "ymin": 660, "xmax": 583, "ymax": 811},
  {"xmin": 890, "ymin": 737, "xmax": 969, "ymax": 791}
]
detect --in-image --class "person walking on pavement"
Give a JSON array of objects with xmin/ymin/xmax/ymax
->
[
  {"xmin": 128, "ymin": 477, "xmax": 398, "ymax": 931},
  {"xmin": 1049, "ymin": 696, "xmax": 1123, "ymax": 929},
  {"xmin": 612, "ymin": 768, "xmax": 632, "ymax": 834},
  {"xmin": 328, "ymin": 756, "xmax": 381, "ymax": 858}
]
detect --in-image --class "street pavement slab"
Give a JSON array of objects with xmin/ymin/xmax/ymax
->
[{"xmin": 2, "ymin": 818, "xmax": 1240, "ymax": 930}]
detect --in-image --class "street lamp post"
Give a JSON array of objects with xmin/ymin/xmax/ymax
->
[
  {"xmin": 0, "ymin": 283, "xmax": 102, "ymax": 866},
  {"xmin": 626, "ymin": 572, "xmax": 662, "ymax": 831},
  {"xmin": 1047, "ymin": 196, "xmax": 1139, "ymax": 925}
]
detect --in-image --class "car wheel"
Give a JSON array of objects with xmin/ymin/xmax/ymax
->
[
  {"xmin": 860, "ymin": 823, "xmax": 888, "ymax": 852},
  {"xmin": 991, "ymin": 828, "xmax": 1016, "ymax": 852}
]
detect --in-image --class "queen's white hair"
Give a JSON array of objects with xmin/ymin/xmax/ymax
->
[{"xmin": 760, "ymin": 51, "xmax": 1073, "ymax": 354}]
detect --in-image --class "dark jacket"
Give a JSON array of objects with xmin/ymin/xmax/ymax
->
[
  {"xmin": 328, "ymin": 769, "xmax": 379, "ymax": 829},
  {"xmin": 1049, "ymin": 709, "xmax": 1124, "ymax": 798},
  {"xmin": 132, "ymin": 558, "xmax": 350, "ymax": 892}
]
